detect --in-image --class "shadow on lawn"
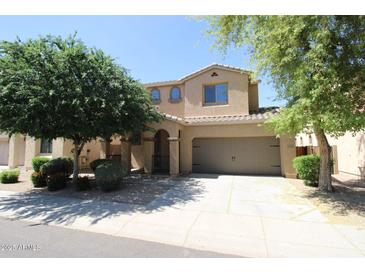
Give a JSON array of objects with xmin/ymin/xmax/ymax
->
[
  {"xmin": 301, "ymin": 183, "xmax": 365, "ymax": 217},
  {"xmin": 0, "ymin": 175, "xmax": 207, "ymax": 225}
]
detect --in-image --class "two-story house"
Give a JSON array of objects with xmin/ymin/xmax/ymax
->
[
  {"xmin": 3, "ymin": 64, "xmax": 297, "ymax": 178},
  {"xmin": 131, "ymin": 64, "xmax": 296, "ymax": 177}
]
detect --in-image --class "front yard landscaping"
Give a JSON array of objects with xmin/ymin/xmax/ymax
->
[
  {"xmin": 0, "ymin": 167, "xmax": 177, "ymax": 206},
  {"xmin": 288, "ymin": 178, "xmax": 365, "ymax": 227}
]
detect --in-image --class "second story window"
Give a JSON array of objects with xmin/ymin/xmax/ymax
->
[
  {"xmin": 169, "ymin": 87, "xmax": 181, "ymax": 102},
  {"xmin": 204, "ymin": 83, "xmax": 228, "ymax": 105},
  {"xmin": 150, "ymin": 88, "xmax": 160, "ymax": 104},
  {"xmin": 40, "ymin": 139, "xmax": 52, "ymax": 154}
]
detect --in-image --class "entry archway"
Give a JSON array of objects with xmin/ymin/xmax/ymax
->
[{"xmin": 153, "ymin": 129, "xmax": 170, "ymax": 173}]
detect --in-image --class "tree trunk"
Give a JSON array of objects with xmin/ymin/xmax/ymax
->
[
  {"xmin": 72, "ymin": 142, "xmax": 80, "ymax": 184},
  {"xmin": 314, "ymin": 129, "xmax": 333, "ymax": 192}
]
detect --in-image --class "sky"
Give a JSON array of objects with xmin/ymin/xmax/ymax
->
[{"xmin": 0, "ymin": 16, "xmax": 285, "ymax": 107}]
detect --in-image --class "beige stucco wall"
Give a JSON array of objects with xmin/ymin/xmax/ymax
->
[
  {"xmin": 248, "ymin": 83, "xmax": 259, "ymax": 113},
  {"xmin": 8, "ymin": 134, "xmax": 26, "ymax": 168},
  {"xmin": 147, "ymin": 68, "xmax": 251, "ymax": 119},
  {"xmin": 147, "ymin": 84, "xmax": 185, "ymax": 117},
  {"xmin": 52, "ymin": 138, "xmax": 106, "ymax": 169},
  {"xmin": 24, "ymin": 137, "xmax": 41, "ymax": 169},
  {"xmin": 80, "ymin": 140, "xmax": 102, "ymax": 167},
  {"xmin": 184, "ymin": 68, "xmax": 249, "ymax": 117},
  {"xmin": 296, "ymin": 131, "xmax": 365, "ymax": 177},
  {"xmin": 131, "ymin": 144, "xmax": 144, "ymax": 169}
]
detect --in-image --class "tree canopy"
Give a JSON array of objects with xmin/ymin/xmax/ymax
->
[
  {"xmin": 0, "ymin": 34, "xmax": 161, "ymax": 181},
  {"xmin": 205, "ymin": 16, "xmax": 365, "ymax": 191}
]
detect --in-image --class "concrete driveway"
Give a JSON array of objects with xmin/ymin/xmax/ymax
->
[{"xmin": 0, "ymin": 174, "xmax": 364, "ymax": 257}]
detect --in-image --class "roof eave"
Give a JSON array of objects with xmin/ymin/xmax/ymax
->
[
  {"xmin": 143, "ymin": 64, "xmax": 254, "ymax": 88},
  {"xmin": 183, "ymin": 119, "xmax": 269, "ymax": 126}
]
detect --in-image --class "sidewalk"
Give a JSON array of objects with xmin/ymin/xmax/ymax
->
[{"xmin": 332, "ymin": 173, "xmax": 365, "ymax": 188}]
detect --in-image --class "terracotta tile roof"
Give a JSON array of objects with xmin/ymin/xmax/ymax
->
[
  {"xmin": 160, "ymin": 108, "xmax": 280, "ymax": 125},
  {"xmin": 144, "ymin": 63, "xmax": 256, "ymax": 87},
  {"xmin": 179, "ymin": 63, "xmax": 252, "ymax": 81}
]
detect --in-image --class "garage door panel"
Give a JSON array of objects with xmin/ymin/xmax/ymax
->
[
  {"xmin": 193, "ymin": 138, "xmax": 233, "ymax": 173},
  {"xmin": 192, "ymin": 137, "xmax": 281, "ymax": 175}
]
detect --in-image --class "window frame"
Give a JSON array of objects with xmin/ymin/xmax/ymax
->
[
  {"xmin": 131, "ymin": 132, "xmax": 142, "ymax": 146},
  {"xmin": 169, "ymin": 86, "xmax": 182, "ymax": 103},
  {"xmin": 150, "ymin": 88, "xmax": 161, "ymax": 104},
  {"xmin": 202, "ymin": 82, "xmax": 229, "ymax": 106},
  {"xmin": 40, "ymin": 138, "xmax": 52, "ymax": 154}
]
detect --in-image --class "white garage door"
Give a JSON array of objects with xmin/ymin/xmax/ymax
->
[
  {"xmin": 0, "ymin": 141, "xmax": 9, "ymax": 165},
  {"xmin": 192, "ymin": 137, "xmax": 281, "ymax": 175}
]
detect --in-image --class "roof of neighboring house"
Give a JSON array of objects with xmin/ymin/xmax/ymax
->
[
  {"xmin": 144, "ymin": 63, "xmax": 258, "ymax": 87},
  {"xmin": 161, "ymin": 107, "xmax": 280, "ymax": 126}
]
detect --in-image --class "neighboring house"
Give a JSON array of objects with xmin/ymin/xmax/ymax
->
[
  {"xmin": 4, "ymin": 64, "xmax": 297, "ymax": 178},
  {"xmin": 0, "ymin": 133, "xmax": 9, "ymax": 165},
  {"xmin": 296, "ymin": 131, "xmax": 365, "ymax": 180}
]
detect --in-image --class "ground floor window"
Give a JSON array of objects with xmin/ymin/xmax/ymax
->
[
  {"xmin": 40, "ymin": 139, "xmax": 52, "ymax": 154},
  {"xmin": 131, "ymin": 132, "xmax": 141, "ymax": 145}
]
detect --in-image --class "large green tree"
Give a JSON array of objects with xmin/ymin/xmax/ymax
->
[
  {"xmin": 205, "ymin": 16, "xmax": 365, "ymax": 191},
  {"xmin": 0, "ymin": 34, "xmax": 160, "ymax": 183}
]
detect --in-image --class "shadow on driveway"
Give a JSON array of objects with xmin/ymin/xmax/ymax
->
[{"xmin": 0, "ymin": 176, "xmax": 208, "ymax": 226}]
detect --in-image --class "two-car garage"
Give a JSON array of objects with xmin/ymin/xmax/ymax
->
[{"xmin": 192, "ymin": 137, "xmax": 281, "ymax": 175}]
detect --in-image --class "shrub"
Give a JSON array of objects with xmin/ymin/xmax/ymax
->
[
  {"xmin": 0, "ymin": 169, "xmax": 20, "ymax": 184},
  {"xmin": 90, "ymin": 159, "xmax": 110, "ymax": 171},
  {"xmin": 31, "ymin": 171, "xmax": 47, "ymax": 188},
  {"xmin": 95, "ymin": 161, "xmax": 127, "ymax": 192},
  {"xmin": 32, "ymin": 156, "xmax": 50, "ymax": 172},
  {"xmin": 47, "ymin": 173, "xmax": 67, "ymax": 191},
  {"xmin": 41, "ymin": 157, "xmax": 73, "ymax": 177},
  {"xmin": 293, "ymin": 155, "xmax": 320, "ymax": 187},
  {"xmin": 75, "ymin": 176, "xmax": 91, "ymax": 191}
]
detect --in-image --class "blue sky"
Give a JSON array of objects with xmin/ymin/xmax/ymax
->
[{"xmin": 0, "ymin": 16, "xmax": 284, "ymax": 107}]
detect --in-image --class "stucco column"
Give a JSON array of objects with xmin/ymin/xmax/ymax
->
[
  {"xmin": 143, "ymin": 137, "xmax": 154, "ymax": 174},
  {"xmin": 121, "ymin": 136, "xmax": 131, "ymax": 172},
  {"xmin": 8, "ymin": 134, "xmax": 22, "ymax": 168},
  {"xmin": 168, "ymin": 137, "xmax": 180, "ymax": 176},
  {"xmin": 52, "ymin": 138, "xmax": 64, "ymax": 158},
  {"xmin": 99, "ymin": 139, "xmax": 110, "ymax": 159},
  {"xmin": 280, "ymin": 135, "xmax": 297, "ymax": 178},
  {"xmin": 179, "ymin": 136, "xmax": 192, "ymax": 174},
  {"xmin": 24, "ymin": 137, "xmax": 40, "ymax": 170},
  {"xmin": 331, "ymin": 145, "xmax": 339, "ymax": 174}
]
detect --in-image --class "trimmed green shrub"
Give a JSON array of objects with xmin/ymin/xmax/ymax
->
[
  {"xmin": 293, "ymin": 155, "xmax": 320, "ymax": 187},
  {"xmin": 41, "ymin": 157, "xmax": 73, "ymax": 177},
  {"xmin": 31, "ymin": 171, "xmax": 47, "ymax": 188},
  {"xmin": 0, "ymin": 169, "xmax": 20, "ymax": 184},
  {"xmin": 90, "ymin": 159, "xmax": 110, "ymax": 171},
  {"xmin": 76, "ymin": 176, "xmax": 91, "ymax": 191},
  {"xmin": 47, "ymin": 173, "xmax": 67, "ymax": 191},
  {"xmin": 32, "ymin": 156, "xmax": 50, "ymax": 172},
  {"xmin": 95, "ymin": 161, "xmax": 127, "ymax": 192}
]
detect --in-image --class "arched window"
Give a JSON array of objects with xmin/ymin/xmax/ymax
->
[
  {"xmin": 150, "ymin": 88, "xmax": 160, "ymax": 103},
  {"xmin": 169, "ymin": 87, "xmax": 181, "ymax": 102}
]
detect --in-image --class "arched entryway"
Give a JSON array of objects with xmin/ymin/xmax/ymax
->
[{"xmin": 153, "ymin": 129, "xmax": 170, "ymax": 173}]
